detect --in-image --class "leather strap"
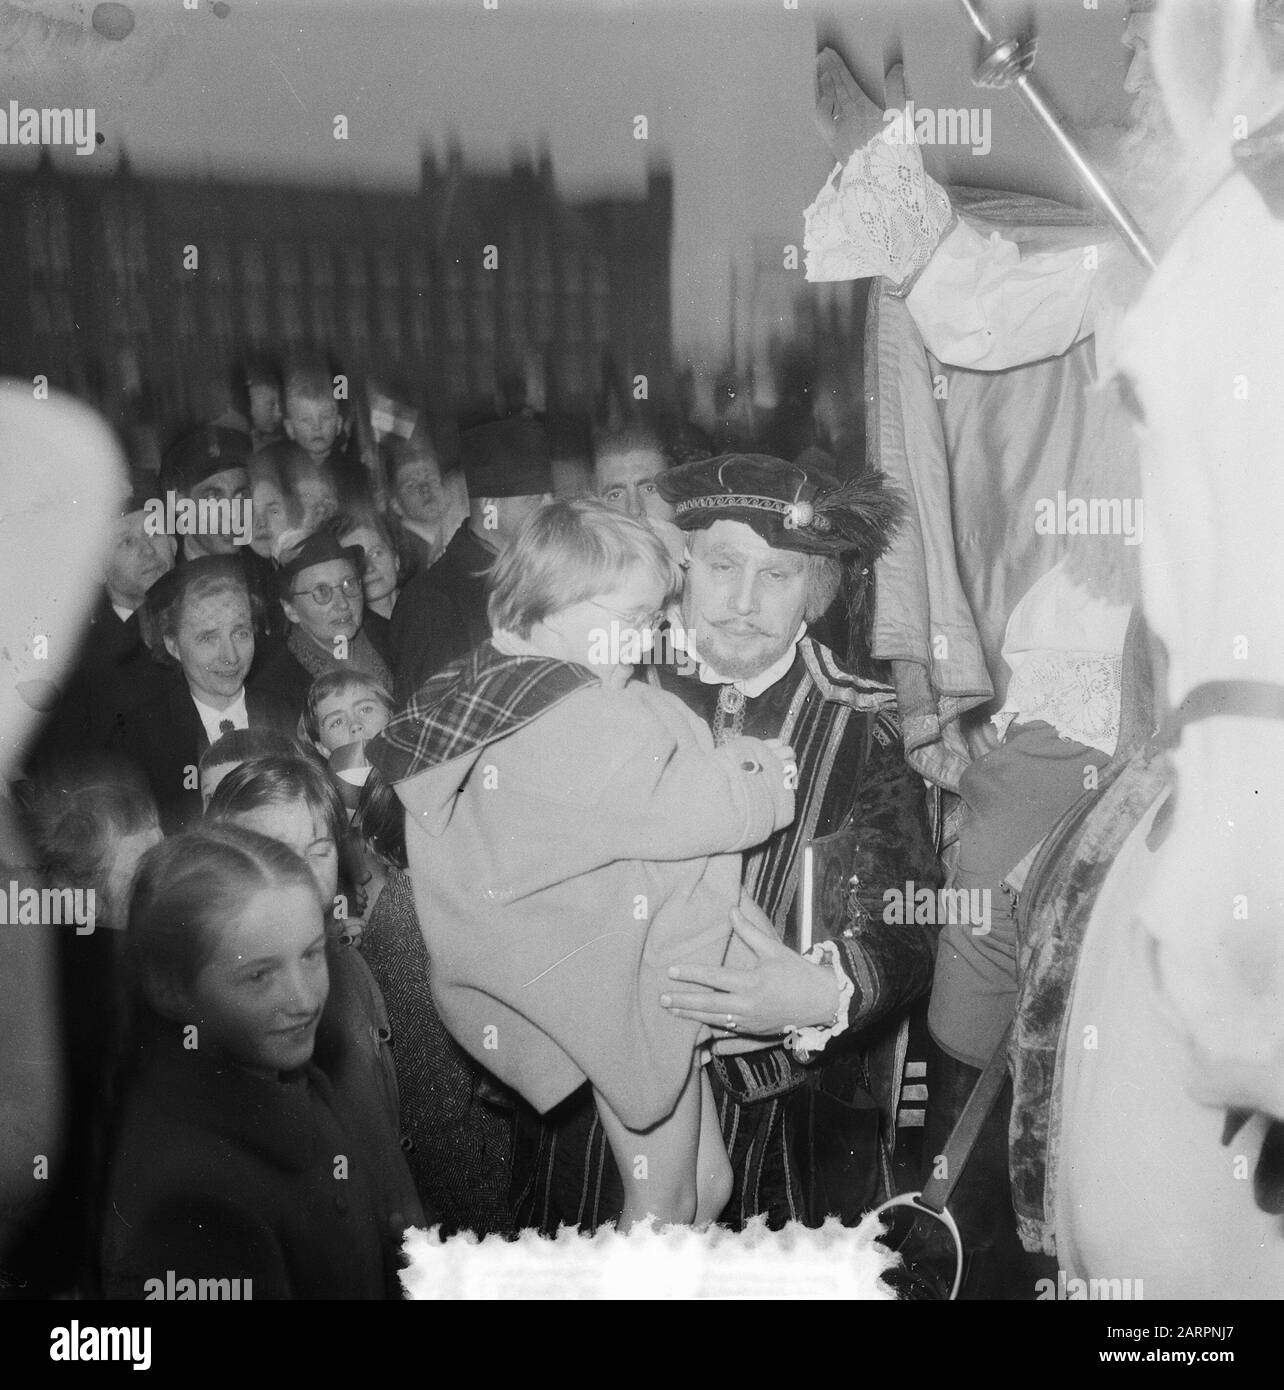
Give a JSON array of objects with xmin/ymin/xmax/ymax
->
[
  {"xmin": 1157, "ymin": 678, "xmax": 1284, "ymax": 749},
  {"xmin": 917, "ymin": 1023, "xmax": 1013, "ymax": 1215},
  {"xmin": 1234, "ymin": 105, "xmax": 1284, "ymax": 220}
]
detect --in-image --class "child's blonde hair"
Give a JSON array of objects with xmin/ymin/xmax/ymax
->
[{"xmin": 487, "ymin": 496, "xmax": 682, "ymax": 639}]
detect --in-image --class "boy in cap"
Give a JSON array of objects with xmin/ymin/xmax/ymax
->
[
  {"xmin": 164, "ymin": 426, "xmax": 294, "ymax": 664},
  {"xmin": 161, "ymin": 426, "xmax": 254, "ymax": 562},
  {"xmin": 389, "ymin": 416, "xmax": 553, "ymax": 701}
]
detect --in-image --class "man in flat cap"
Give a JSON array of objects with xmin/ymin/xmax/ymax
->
[
  {"xmin": 250, "ymin": 527, "xmax": 395, "ymax": 721},
  {"xmin": 161, "ymin": 425, "xmax": 254, "ymax": 562},
  {"xmin": 517, "ymin": 452, "xmax": 941, "ymax": 1232},
  {"xmin": 163, "ymin": 424, "xmax": 294, "ymax": 665},
  {"xmin": 389, "ymin": 416, "xmax": 554, "ymax": 701}
]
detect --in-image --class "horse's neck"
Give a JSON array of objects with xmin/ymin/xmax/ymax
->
[{"xmin": 1126, "ymin": 171, "xmax": 1284, "ymax": 701}]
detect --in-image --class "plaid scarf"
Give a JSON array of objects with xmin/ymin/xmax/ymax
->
[{"xmin": 368, "ymin": 641, "xmax": 600, "ymax": 782}]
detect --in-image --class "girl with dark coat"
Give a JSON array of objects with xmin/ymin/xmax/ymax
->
[
  {"xmin": 204, "ymin": 755, "xmax": 425, "ymax": 1237},
  {"xmin": 100, "ymin": 825, "xmax": 414, "ymax": 1299}
]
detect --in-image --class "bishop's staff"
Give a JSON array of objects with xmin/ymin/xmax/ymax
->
[{"xmin": 957, "ymin": 0, "xmax": 1158, "ymax": 271}]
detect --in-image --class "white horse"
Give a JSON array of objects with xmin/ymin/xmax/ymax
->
[{"xmin": 1055, "ymin": 0, "xmax": 1284, "ymax": 1297}]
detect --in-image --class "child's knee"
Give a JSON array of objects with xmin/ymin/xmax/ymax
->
[
  {"xmin": 622, "ymin": 1162, "xmax": 699, "ymax": 1227},
  {"xmin": 695, "ymin": 1140, "xmax": 733, "ymax": 1225}
]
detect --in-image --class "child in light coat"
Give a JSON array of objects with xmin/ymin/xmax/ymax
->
[{"xmin": 370, "ymin": 498, "xmax": 796, "ymax": 1228}]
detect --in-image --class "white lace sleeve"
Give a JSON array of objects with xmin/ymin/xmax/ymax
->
[
  {"xmin": 783, "ymin": 941, "xmax": 855, "ymax": 1063},
  {"xmin": 992, "ymin": 653, "xmax": 1123, "ymax": 756},
  {"xmin": 803, "ymin": 130, "xmax": 954, "ymax": 287}
]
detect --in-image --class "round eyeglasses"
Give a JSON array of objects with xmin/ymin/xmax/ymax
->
[
  {"xmin": 292, "ymin": 575, "xmax": 363, "ymax": 606},
  {"xmin": 584, "ymin": 599, "xmax": 664, "ymax": 630}
]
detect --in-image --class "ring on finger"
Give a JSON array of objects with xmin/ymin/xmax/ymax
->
[{"xmin": 725, "ymin": 1013, "xmax": 737, "ymax": 1031}]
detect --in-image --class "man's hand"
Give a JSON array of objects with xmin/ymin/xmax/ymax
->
[{"xmin": 660, "ymin": 899, "xmax": 843, "ymax": 1036}]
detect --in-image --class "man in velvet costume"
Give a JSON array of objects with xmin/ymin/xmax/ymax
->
[{"xmin": 511, "ymin": 453, "xmax": 942, "ymax": 1230}]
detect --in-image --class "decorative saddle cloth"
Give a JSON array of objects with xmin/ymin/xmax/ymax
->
[{"xmin": 1007, "ymin": 744, "xmax": 1172, "ymax": 1256}]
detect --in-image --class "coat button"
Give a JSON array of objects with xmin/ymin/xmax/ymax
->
[
  {"xmin": 399, "ymin": 1135, "xmax": 414, "ymax": 1152},
  {"xmin": 376, "ymin": 1024, "xmax": 393, "ymax": 1044},
  {"xmin": 740, "ymin": 759, "xmax": 761, "ymax": 774}
]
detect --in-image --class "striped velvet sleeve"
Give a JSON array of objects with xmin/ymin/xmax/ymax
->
[{"xmin": 833, "ymin": 710, "xmax": 943, "ymax": 1036}]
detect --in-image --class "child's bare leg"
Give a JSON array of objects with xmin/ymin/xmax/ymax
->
[
  {"xmin": 593, "ymin": 1061, "xmax": 702, "ymax": 1231},
  {"xmin": 693, "ymin": 1066, "xmax": 733, "ymax": 1226}
]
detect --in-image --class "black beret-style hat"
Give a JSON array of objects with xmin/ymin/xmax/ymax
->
[
  {"xmin": 163, "ymin": 425, "xmax": 254, "ymax": 495},
  {"xmin": 656, "ymin": 452, "xmax": 903, "ymax": 559},
  {"xmin": 459, "ymin": 416, "xmax": 554, "ymax": 499},
  {"xmin": 276, "ymin": 528, "xmax": 365, "ymax": 600}
]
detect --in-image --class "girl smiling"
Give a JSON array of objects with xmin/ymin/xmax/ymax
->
[{"xmin": 100, "ymin": 825, "xmax": 413, "ymax": 1298}]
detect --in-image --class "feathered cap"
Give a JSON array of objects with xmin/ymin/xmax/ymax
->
[{"xmin": 656, "ymin": 452, "xmax": 903, "ymax": 559}]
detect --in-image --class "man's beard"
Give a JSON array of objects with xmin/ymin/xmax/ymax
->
[
  {"xmin": 691, "ymin": 617, "xmax": 796, "ymax": 682},
  {"xmin": 1080, "ymin": 78, "xmax": 1185, "ymax": 253}
]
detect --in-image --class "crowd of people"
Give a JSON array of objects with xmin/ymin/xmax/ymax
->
[
  {"xmin": 12, "ymin": 348, "xmax": 953, "ymax": 1300},
  {"xmin": 11, "ymin": 2, "xmax": 1176, "ymax": 1300}
]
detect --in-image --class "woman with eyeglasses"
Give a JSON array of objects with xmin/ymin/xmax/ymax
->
[{"xmin": 249, "ymin": 525, "xmax": 396, "ymax": 723}]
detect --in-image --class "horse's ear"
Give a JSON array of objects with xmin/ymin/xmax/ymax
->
[{"xmin": 1153, "ymin": 0, "xmax": 1284, "ymax": 153}]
